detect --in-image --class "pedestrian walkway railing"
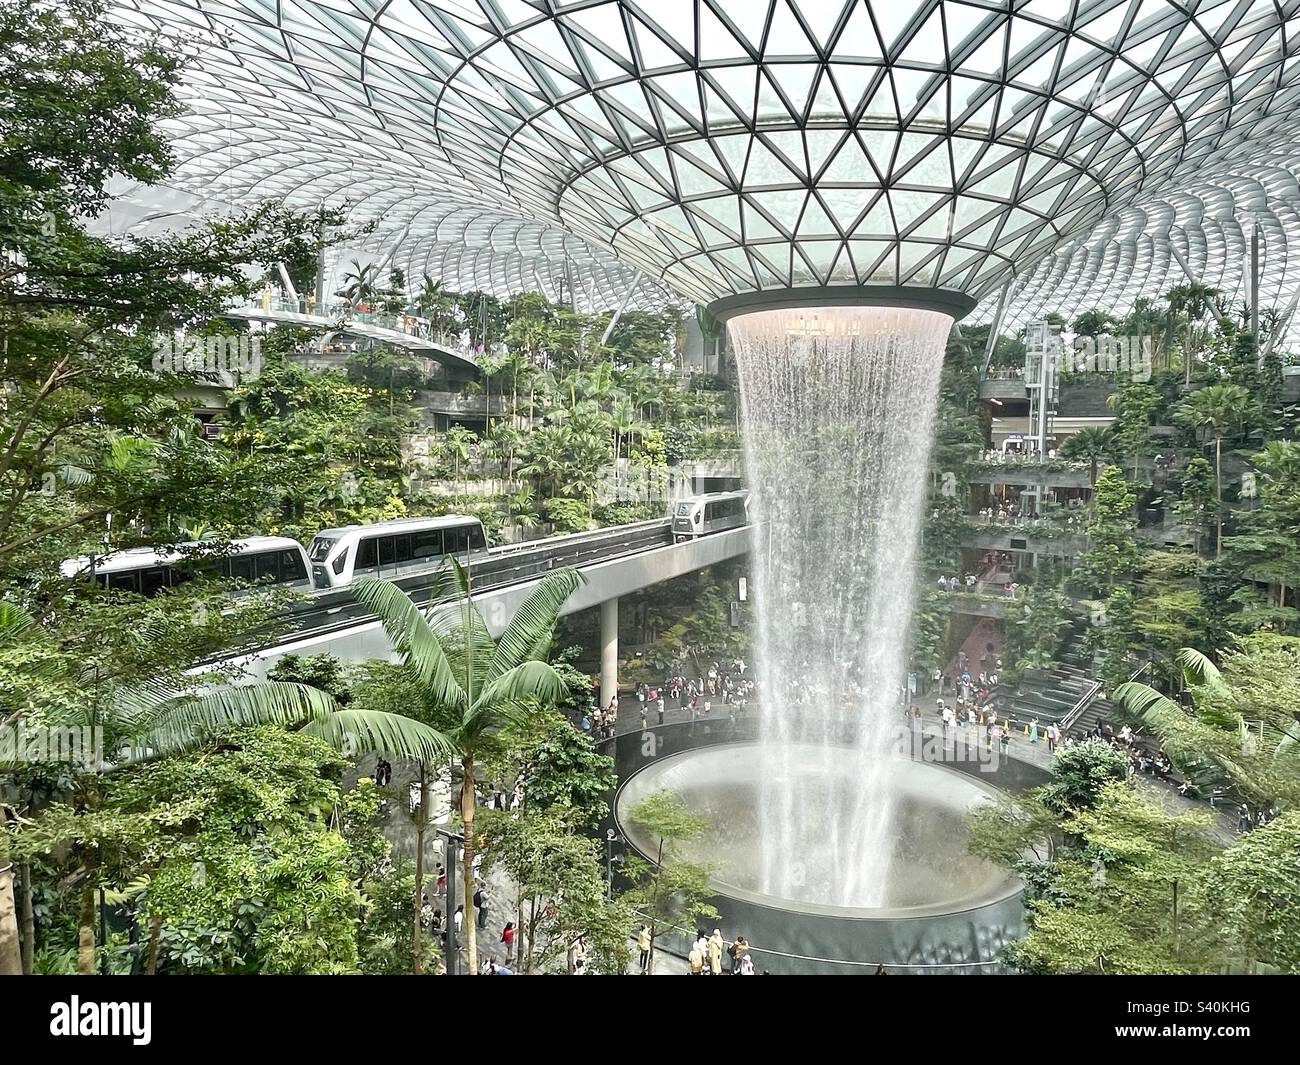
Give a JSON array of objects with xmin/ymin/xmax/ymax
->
[
  {"xmin": 1060, "ymin": 678, "xmax": 1105, "ymax": 734},
  {"xmin": 1063, "ymin": 660, "xmax": 1149, "ymax": 735},
  {"xmin": 636, "ymin": 911, "xmax": 1009, "ymax": 973}
]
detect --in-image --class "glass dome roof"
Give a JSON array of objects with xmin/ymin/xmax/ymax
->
[{"xmin": 108, "ymin": 0, "xmax": 1300, "ymax": 328}]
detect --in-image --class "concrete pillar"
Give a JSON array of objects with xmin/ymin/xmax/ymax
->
[{"xmin": 600, "ymin": 597, "xmax": 619, "ymax": 710}]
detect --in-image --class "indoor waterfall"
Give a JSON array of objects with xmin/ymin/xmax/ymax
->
[{"xmin": 728, "ymin": 305, "xmax": 951, "ymax": 908}]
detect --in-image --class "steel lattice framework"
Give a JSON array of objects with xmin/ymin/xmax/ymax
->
[{"xmin": 108, "ymin": 0, "xmax": 1300, "ymax": 331}]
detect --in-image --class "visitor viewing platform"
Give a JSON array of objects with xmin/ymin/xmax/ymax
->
[
  {"xmin": 967, "ymin": 457, "xmax": 1093, "ymax": 490},
  {"xmin": 960, "ymin": 515, "xmax": 1088, "ymax": 557},
  {"xmin": 223, "ymin": 294, "xmax": 483, "ymax": 376},
  {"xmin": 979, "ymin": 376, "xmax": 1029, "ymax": 402}
]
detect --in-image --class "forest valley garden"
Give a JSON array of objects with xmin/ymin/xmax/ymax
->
[{"xmin": 1, "ymin": 0, "xmax": 1298, "ymax": 976}]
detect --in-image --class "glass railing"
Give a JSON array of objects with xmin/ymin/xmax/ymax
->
[
  {"xmin": 235, "ymin": 292, "xmax": 486, "ymax": 360},
  {"xmin": 966, "ymin": 512, "xmax": 1089, "ymax": 538}
]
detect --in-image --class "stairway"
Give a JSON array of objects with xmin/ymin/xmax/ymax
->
[{"xmin": 990, "ymin": 639, "xmax": 1118, "ymax": 734}]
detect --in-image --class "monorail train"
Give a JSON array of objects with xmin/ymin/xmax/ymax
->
[
  {"xmin": 307, "ymin": 514, "xmax": 487, "ymax": 588},
  {"xmin": 60, "ymin": 536, "xmax": 313, "ymax": 596},
  {"xmin": 670, "ymin": 491, "xmax": 749, "ymax": 542}
]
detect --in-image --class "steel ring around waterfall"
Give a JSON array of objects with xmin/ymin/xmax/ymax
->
[{"xmin": 704, "ymin": 286, "xmax": 979, "ymax": 324}]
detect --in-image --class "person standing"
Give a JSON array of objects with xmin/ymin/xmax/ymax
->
[
  {"xmin": 657, "ymin": 692, "xmax": 666, "ymax": 725},
  {"xmin": 501, "ymin": 922, "xmax": 515, "ymax": 964},
  {"xmin": 730, "ymin": 936, "xmax": 749, "ymax": 974},
  {"xmin": 637, "ymin": 925, "xmax": 652, "ymax": 974},
  {"xmin": 475, "ymin": 884, "xmax": 490, "ymax": 930},
  {"xmin": 707, "ymin": 929, "xmax": 725, "ymax": 975}
]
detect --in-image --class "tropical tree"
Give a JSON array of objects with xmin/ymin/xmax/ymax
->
[
  {"xmin": 0, "ymin": 598, "xmax": 450, "ymax": 973},
  {"xmin": 617, "ymin": 790, "xmax": 719, "ymax": 975},
  {"xmin": 1074, "ymin": 466, "xmax": 1141, "ymax": 596},
  {"xmin": 1176, "ymin": 383, "xmax": 1256, "ymax": 556},
  {"xmin": 1173, "ymin": 456, "xmax": 1216, "ymax": 556},
  {"xmin": 1226, "ymin": 441, "xmax": 1300, "ymax": 625},
  {"xmin": 1060, "ymin": 426, "xmax": 1116, "ymax": 485},
  {"xmin": 338, "ymin": 259, "xmax": 383, "ymax": 311},
  {"xmin": 350, "ymin": 563, "xmax": 581, "ymax": 973},
  {"xmin": 1115, "ymin": 643, "xmax": 1300, "ymax": 814},
  {"xmin": 414, "ymin": 275, "xmax": 463, "ymax": 343},
  {"xmin": 1166, "ymin": 282, "xmax": 1220, "ymax": 384},
  {"xmin": 1071, "ymin": 310, "xmax": 1119, "ymax": 339},
  {"xmin": 443, "ymin": 426, "xmax": 477, "ymax": 488}
]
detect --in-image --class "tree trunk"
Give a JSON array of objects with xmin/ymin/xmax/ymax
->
[
  {"xmin": 510, "ymin": 884, "xmax": 522, "ymax": 966},
  {"xmin": 460, "ymin": 755, "xmax": 478, "ymax": 974},
  {"xmin": 412, "ymin": 768, "xmax": 429, "ymax": 975},
  {"xmin": 645, "ymin": 837, "xmax": 664, "ymax": 976},
  {"xmin": 76, "ymin": 853, "xmax": 96, "ymax": 975},
  {"xmin": 146, "ymin": 916, "xmax": 163, "ymax": 975},
  {"xmin": 1172, "ymin": 878, "xmax": 1181, "ymax": 958},
  {"xmin": 0, "ymin": 862, "xmax": 21, "ymax": 975},
  {"xmin": 18, "ymin": 860, "xmax": 34, "ymax": 974},
  {"xmin": 525, "ymin": 896, "xmax": 537, "ymax": 975},
  {"xmin": 1214, "ymin": 431, "xmax": 1223, "ymax": 558}
]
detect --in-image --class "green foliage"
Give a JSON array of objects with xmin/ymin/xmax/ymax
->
[
  {"xmin": 1098, "ymin": 587, "xmax": 1139, "ymax": 693},
  {"xmin": 1003, "ymin": 576, "xmax": 1072, "ymax": 680},
  {"xmin": 1109, "ymin": 383, "xmax": 1163, "ymax": 478},
  {"xmin": 1174, "ymin": 456, "xmax": 1216, "ymax": 554},
  {"xmin": 992, "ymin": 780, "xmax": 1221, "ymax": 974},
  {"xmin": 908, "ymin": 589, "xmax": 951, "ymax": 680},
  {"xmin": 520, "ymin": 719, "xmax": 617, "ymax": 827},
  {"xmin": 20, "ymin": 727, "xmax": 363, "ymax": 974},
  {"xmin": 1038, "ymin": 740, "xmax": 1131, "ymax": 813},
  {"xmin": 1116, "ymin": 643, "xmax": 1300, "ymax": 811},
  {"xmin": 1212, "ymin": 811, "xmax": 1300, "ymax": 972},
  {"xmin": 480, "ymin": 807, "xmax": 631, "ymax": 974},
  {"xmin": 1060, "ymin": 426, "xmax": 1116, "ymax": 484},
  {"xmin": 1074, "ymin": 465, "xmax": 1140, "ymax": 595},
  {"xmin": 268, "ymin": 652, "xmax": 352, "ymax": 704},
  {"xmin": 355, "ymin": 861, "xmax": 440, "ymax": 976},
  {"xmin": 619, "ymin": 791, "xmax": 719, "ymax": 963}
]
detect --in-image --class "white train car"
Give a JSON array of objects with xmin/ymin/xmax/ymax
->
[
  {"xmin": 670, "ymin": 490, "xmax": 749, "ymax": 542},
  {"xmin": 61, "ymin": 536, "xmax": 313, "ymax": 596},
  {"xmin": 307, "ymin": 514, "xmax": 487, "ymax": 588}
]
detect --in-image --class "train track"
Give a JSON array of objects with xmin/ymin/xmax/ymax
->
[{"xmin": 249, "ymin": 519, "xmax": 676, "ymax": 649}]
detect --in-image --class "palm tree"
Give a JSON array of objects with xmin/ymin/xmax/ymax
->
[
  {"xmin": 1115, "ymin": 647, "xmax": 1300, "ymax": 813},
  {"xmin": 352, "ymin": 564, "xmax": 581, "ymax": 974},
  {"xmin": 1166, "ymin": 282, "xmax": 1220, "ymax": 385},
  {"xmin": 0, "ymin": 600, "xmax": 450, "ymax": 974},
  {"xmin": 609, "ymin": 396, "xmax": 637, "ymax": 465},
  {"xmin": 443, "ymin": 426, "xmax": 477, "ymax": 488},
  {"xmin": 1120, "ymin": 297, "xmax": 1168, "ymax": 369},
  {"xmin": 338, "ymin": 259, "xmax": 383, "ymax": 312},
  {"xmin": 1176, "ymin": 382, "xmax": 1256, "ymax": 557},
  {"xmin": 1060, "ymin": 425, "xmax": 1116, "ymax": 486},
  {"xmin": 415, "ymin": 274, "xmax": 463, "ymax": 343}
]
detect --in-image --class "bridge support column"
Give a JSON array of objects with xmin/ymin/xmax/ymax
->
[{"xmin": 600, "ymin": 598, "xmax": 618, "ymax": 711}]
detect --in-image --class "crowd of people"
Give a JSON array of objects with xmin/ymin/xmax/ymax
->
[
  {"xmin": 678, "ymin": 928, "xmax": 755, "ymax": 975},
  {"xmin": 936, "ymin": 571, "xmax": 1022, "ymax": 599},
  {"xmin": 579, "ymin": 658, "xmax": 760, "ymax": 740}
]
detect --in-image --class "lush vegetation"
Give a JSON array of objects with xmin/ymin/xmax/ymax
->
[
  {"xmin": 0, "ymin": 0, "xmax": 677, "ymax": 978},
  {"xmin": 952, "ymin": 283, "xmax": 1300, "ymax": 974}
]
